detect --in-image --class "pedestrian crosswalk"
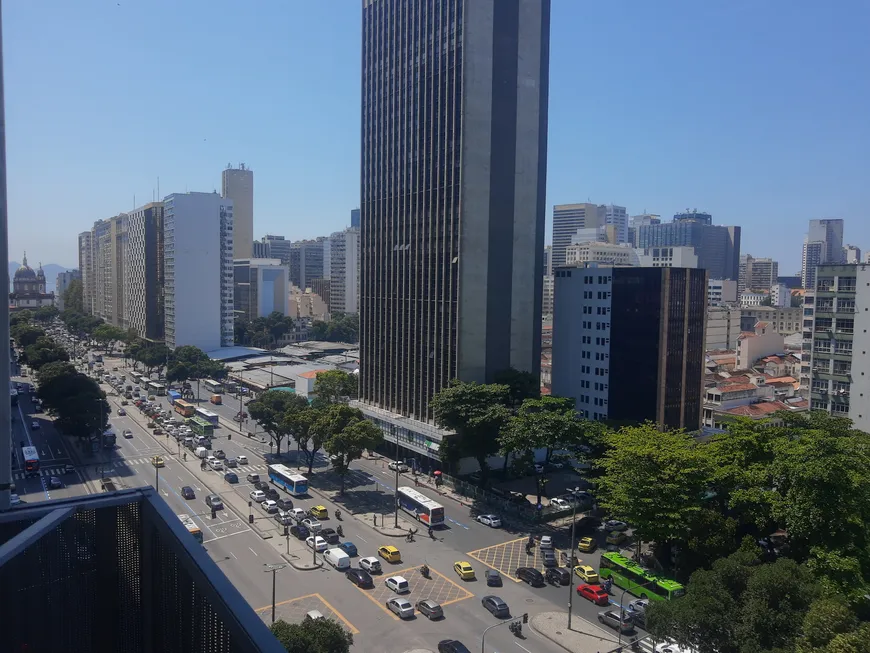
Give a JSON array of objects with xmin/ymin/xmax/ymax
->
[{"xmin": 11, "ymin": 458, "xmax": 271, "ymax": 481}]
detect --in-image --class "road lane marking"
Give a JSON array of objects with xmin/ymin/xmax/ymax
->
[
  {"xmin": 254, "ymin": 594, "xmax": 359, "ymax": 634},
  {"xmin": 356, "ymin": 535, "xmax": 368, "ymax": 543},
  {"xmin": 515, "ymin": 643, "xmax": 533, "ymax": 653},
  {"xmin": 203, "ymin": 530, "xmax": 250, "ymax": 544},
  {"xmin": 249, "ymin": 547, "xmax": 258, "ymax": 556},
  {"xmin": 230, "ymin": 551, "xmax": 237, "ymax": 559}
]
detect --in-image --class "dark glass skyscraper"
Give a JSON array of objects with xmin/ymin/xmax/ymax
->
[{"xmin": 360, "ymin": 0, "xmax": 551, "ymax": 424}]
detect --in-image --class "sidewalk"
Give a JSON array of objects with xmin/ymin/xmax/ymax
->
[{"xmin": 530, "ymin": 611, "xmax": 618, "ymax": 653}]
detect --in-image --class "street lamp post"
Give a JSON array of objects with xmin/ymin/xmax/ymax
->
[
  {"xmin": 392, "ymin": 424, "xmax": 400, "ymax": 529},
  {"xmin": 263, "ymin": 563, "xmax": 288, "ymax": 624},
  {"xmin": 616, "ymin": 579, "xmax": 655, "ymax": 647},
  {"xmin": 566, "ymin": 487, "xmax": 581, "ymax": 630},
  {"xmin": 155, "ymin": 462, "xmax": 160, "ymax": 493}
]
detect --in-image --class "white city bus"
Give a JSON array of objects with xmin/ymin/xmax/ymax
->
[
  {"xmin": 21, "ymin": 445, "xmax": 39, "ymax": 477},
  {"xmin": 203, "ymin": 379, "xmax": 224, "ymax": 394},
  {"xmin": 396, "ymin": 486, "xmax": 445, "ymax": 526},
  {"xmin": 178, "ymin": 514, "xmax": 204, "ymax": 544}
]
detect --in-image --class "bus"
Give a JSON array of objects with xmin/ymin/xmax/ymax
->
[
  {"xmin": 203, "ymin": 379, "xmax": 224, "ymax": 394},
  {"xmin": 167, "ymin": 390, "xmax": 182, "ymax": 405},
  {"xmin": 396, "ymin": 486, "xmax": 445, "ymax": 526},
  {"xmin": 174, "ymin": 400, "xmax": 195, "ymax": 418},
  {"xmin": 147, "ymin": 381, "xmax": 166, "ymax": 396},
  {"xmin": 267, "ymin": 465, "xmax": 308, "ymax": 496},
  {"xmin": 21, "ymin": 445, "xmax": 39, "ymax": 476},
  {"xmin": 599, "ymin": 552, "xmax": 686, "ymax": 601},
  {"xmin": 195, "ymin": 408, "xmax": 219, "ymax": 426},
  {"xmin": 188, "ymin": 416, "xmax": 214, "ymax": 437},
  {"xmin": 178, "ymin": 514, "xmax": 204, "ymax": 544}
]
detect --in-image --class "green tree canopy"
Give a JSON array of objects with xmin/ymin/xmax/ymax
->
[
  {"xmin": 493, "ymin": 367, "xmax": 540, "ymax": 406},
  {"xmin": 317, "ymin": 405, "xmax": 383, "ymax": 494},
  {"xmin": 33, "ymin": 305, "xmax": 59, "ymax": 322},
  {"xmin": 248, "ymin": 390, "xmax": 309, "ymax": 455},
  {"xmin": 24, "ymin": 337, "xmax": 70, "ymax": 371},
  {"xmin": 36, "ymin": 363, "xmax": 109, "ymax": 440},
  {"xmin": 269, "ymin": 617, "xmax": 353, "ymax": 653},
  {"xmin": 12, "ymin": 322, "xmax": 45, "ymax": 348},
  {"xmin": 308, "ymin": 313, "xmax": 359, "ymax": 343},
  {"xmin": 9, "ymin": 309, "xmax": 33, "ymax": 328},
  {"xmin": 62, "ymin": 278, "xmax": 84, "ymax": 313},
  {"xmin": 312, "ymin": 369, "xmax": 358, "ymax": 406}
]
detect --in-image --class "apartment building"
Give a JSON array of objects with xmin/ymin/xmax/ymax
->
[
  {"xmin": 233, "ymin": 258, "xmax": 290, "ymax": 322},
  {"xmin": 327, "ymin": 227, "xmax": 359, "ymax": 314},
  {"xmin": 125, "ymin": 202, "xmax": 164, "ymax": 340},
  {"xmin": 77, "ymin": 231, "xmax": 95, "ymax": 315}
]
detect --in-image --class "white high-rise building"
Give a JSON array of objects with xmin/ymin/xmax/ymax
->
[
  {"xmin": 802, "ymin": 218, "xmax": 845, "ymax": 289},
  {"xmin": 163, "ymin": 192, "xmax": 234, "ymax": 351},
  {"xmin": 552, "ymin": 203, "xmax": 602, "ymax": 268},
  {"xmin": 600, "ymin": 204, "xmax": 628, "ymax": 244},
  {"xmin": 222, "ymin": 164, "xmax": 253, "ymax": 260},
  {"xmin": 77, "ymin": 231, "xmax": 95, "ymax": 315},
  {"xmin": 327, "ymin": 227, "xmax": 360, "ymax": 314},
  {"xmin": 55, "ymin": 270, "xmax": 81, "ymax": 311},
  {"xmin": 845, "ymin": 244, "xmax": 862, "ymax": 264}
]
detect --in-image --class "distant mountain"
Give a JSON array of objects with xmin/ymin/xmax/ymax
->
[{"xmin": 8, "ymin": 262, "xmax": 71, "ymax": 293}]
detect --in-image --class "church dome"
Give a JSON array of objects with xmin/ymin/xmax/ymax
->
[{"xmin": 14, "ymin": 253, "xmax": 36, "ymax": 281}]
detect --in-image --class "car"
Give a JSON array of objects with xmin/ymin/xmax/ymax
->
[
  {"xmin": 48, "ymin": 476, "xmax": 63, "ymax": 489},
  {"xmin": 308, "ymin": 505, "xmax": 328, "ymax": 519},
  {"xmin": 574, "ymin": 565, "xmax": 600, "ymax": 583},
  {"xmin": 378, "ymin": 545, "xmax": 401, "ymax": 563},
  {"xmin": 289, "ymin": 524, "xmax": 309, "ymax": 540},
  {"xmin": 214, "ymin": 449, "xmax": 226, "ymax": 459},
  {"xmin": 515, "ymin": 567, "xmax": 545, "ymax": 587},
  {"xmin": 224, "ymin": 472, "xmax": 239, "ymax": 484},
  {"xmin": 224, "ymin": 457, "xmax": 238, "ymax": 468},
  {"xmin": 181, "ymin": 486, "xmax": 196, "ymax": 500},
  {"xmin": 254, "ymin": 481, "xmax": 270, "ymax": 493},
  {"xmin": 209, "ymin": 459, "xmax": 224, "ymax": 471},
  {"xmin": 359, "ymin": 556, "xmax": 382, "ymax": 573},
  {"xmin": 205, "ymin": 494, "xmax": 223, "ymax": 511},
  {"xmin": 388, "ymin": 461, "xmax": 409, "ymax": 472},
  {"xmin": 345, "ymin": 568, "xmax": 373, "ymax": 588},
  {"xmin": 454, "ymin": 561, "xmax": 476, "ymax": 580},
  {"xmin": 481, "ymin": 595, "xmax": 510, "ymax": 618},
  {"xmin": 288, "ymin": 508, "xmax": 307, "ymax": 522},
  {"xmin": 485, "ymin": 569, "xmax": 503, "ymax": 587},
  {"xmin": 386, "ymin": 597, "xmax": 414, "ymax": 619},
  {"xmin": 264, "ymin": 487, "xmax": 279, "ymax": 501},
  {"xmin": 577, "ymin": 536, "xmax": 598, "ymax": 552},
  {"xmin": 339, "ymin": 541, "xmax": 358, "ymax": 556},
  {"xmin": 62, "ymin": 464, "xmax": 75, "ymax": 474},
  {"xmin": 628, "ymin": 598, "xmax": 650, "ymax": 614},
  {"xmin": 542, "ymin": 549, "xmax": 557, "ymax": 567},
  {"xmin": 117, "ymin": 408, "xmax": 126, "ymax": 416},
  {"xmin": 604, "ymin": 520, "xmax": 629, "ymax": 532},
  {"xmin": 153, "ymin": 428, "xmax": 163, "ymax": 436},
  {"xmin": 236, "ymin": 455, "xmax": 248, "ymax": 464},
  {"xmin": 246, "ymin": 473, "xmax": 260, "ymax": 484},
  {"xmin": 416, "ymin": 599, "xmax": 444, "ymax": 620},
  {"xmin": 539, "ymin": 535, "xmax": 554, "ymax": 549},
  {"xmin": 549, "ymin": 498, "xmax": 572, "ymax": 509},
  {"xmin": 9, "ymin": 494, "xmax": 21, "ymax": 506},
  {"xmin": 272, "ymin": 497, "xmax": 292, "ymax": 511},
  {"xmin": 546, "ymin": 567, "xmax": 572, "ymax": 586},
  {"xmin": 385, "ymin": 575, "xmax": 410, "ymax": 594},
  {"xmin": 120, "ymin": 400, "xmax": 129, "ymax": 406},
  {"xmin": 598, "ymin": 609, "xmax": 635, "ymax": 634},
  {"xmin": 302, "ymin": 518, "xmax": 322, "ymax": 533},
  {"xmin": 606, "ymin": 531, "xmax": 628, "ymax": 546},
  {"xmin": 150, "ymin": 456, "xmax": 164, "ymax": 468},
  {"xmin": 249, "ymin": 490, "xmax": 266, "ymax": 502},
  {"xmin": 320, "ymin": 528, "xmax": 340, "ymax": 544},
  {"xmin": 476, "ymin": 514, "xmax": 502, "ymax": 528},
  {"xmin": 577, "ymin": 583, "xmax": 610, "ymax": 605},
  {"xmin": 30, "ymin": 421, "xmax": 39, "ymax": 429},
  {"xmin": 438, "ymin": 641, "xmax": 472, "ymax": 653},
  {"xmin": 654, "ymin": 640, "xmax": 697, "ymax": 653},
  {"xmin": 274, "ymin": 511, "xmax": 294, "ymax": 525},
  {"xmin": 534, "ymin": 463, "xmax": 544, "ymax": 473},
  {"xmin": 306, "ymin": 536, "xmax": 328, "ymax": 552}
]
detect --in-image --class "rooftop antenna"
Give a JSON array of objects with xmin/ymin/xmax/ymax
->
[{"xmin": 157, "ymin": 176, "xmax": 160, "ymax": 201}]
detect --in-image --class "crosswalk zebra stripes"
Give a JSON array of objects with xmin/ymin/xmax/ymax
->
[{"xmin": 12, "ymin": 459, "xmax": 271, "ymax": 481}]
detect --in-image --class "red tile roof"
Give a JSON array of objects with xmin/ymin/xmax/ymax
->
[
  {"xmin": 724, "ymin": 402, "xmax": 786, "ymax": 417},
  {"xmin": 297, "ymin": 369, "xmax": 330, "ymax": 379},
  {"xmin": 718, "ymin": 383, "xmax": 759, "ymax": 393}
]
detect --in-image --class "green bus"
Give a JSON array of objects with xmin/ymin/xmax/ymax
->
[
  {"xmin": 187, "ymin": 416, "xmax": 214, "ymax": 437},
  {"xmin": 599, "ymin": 552, "xmax": 685, "ymax": 601}
]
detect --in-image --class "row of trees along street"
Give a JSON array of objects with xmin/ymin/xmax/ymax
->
[
  {"xmin": 246, "ymin": 369, "xmax": 381, "ymax": 493},
  {"xmin": 428, "ymin": 372, "xmax": 870, "ymax": 653},
  {"xmin": 233, "ymin": 312, "xmax": 360, "ymax": 350}
]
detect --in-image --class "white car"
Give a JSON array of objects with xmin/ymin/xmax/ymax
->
[
  {"xmin": 539, "ymin": 535, "xmax": 554, "ymax": 549},
  {"xmin": 306, "ymin": 536, "xmax": 328, "ymax": 552},
  {"xmin": 604, "ymin": 520, "xmax": 629, "ymax": 532},
  {"xmin": 261, "ymin": 500, "xmax": 278, "ymax": 513},
  {"xmin": 476, "ymin": 514, "xmax": 502, "ymax": 528},
  {"xmin": 302, "ymin": 518, "xmax": 322, "ymax": 533},
  {"xmin": 31, "ymin": 421, "xmax": 39, "ymax": 429},
  {"xmin": 359, "ymin": 556, "xmax": 382, "ymax": 573},
  {"xmin": 209, "ymin": 459, "xmax": 224, "ymax": 471},
  {"xmin": 388, "ymin": 461, "xmax": 409, "ymax": 472},
  {"xmin": 385, "ymin": 575, "xmax": 410, "ymax": 594},
  {"xmin": 386, "ymin": 597, "xmax": 414, "ymax": 619},
  {"xmin": 236, "ymin": 455, "xmax": 248, "ymax": 464},
  {"xmin": 123, "ymin": 429, "xmax": 133, "ymax": 439},
  {"xmin": 288, "ymin": 508, "xmax": 307, "ymax": 522},
  {"xmin": 249, "ymin": 490, "xmax": 266, "ymax": 502},
  {"xmin": 549, "ymin": 498, "xmax": 572, "ymax": 510}
]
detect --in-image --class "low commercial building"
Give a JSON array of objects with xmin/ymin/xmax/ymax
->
[
  {"xmin": 708, "ymin": 278, "xmax": 737, "ymax": 304},
  {"xmin": 736, "ymin": 321, "xmax": 785, "ymax": 370}
]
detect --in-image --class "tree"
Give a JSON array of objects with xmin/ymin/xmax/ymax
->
[
  {"xmin": 24, "ymin": 337, "xmax": 70, "ymax": 371},
  {"xmin": 92, "ymin": 324, "xmax": 127, "ymax": 353},
  {"xmin": 430, "ymin": 380, "xmax": 511, "ymax": 482},
  {"xmin": 36, "ymin": 364, "xmax": 109, "ymax": 440},
  {"xmin": 12, "ymin": 323, "xmax": 45, "ymax": 348},
  {"xmin": 594, "ymin": 423, "xmax": 711, "ymax": 551},
  {"xmin": 284, "ymin": 406, "xmax": 324, "ymax": 474},
  {"xmin": 798, "ymin": 599, "xmax": 858, "ymax": 652},
  {"xmin": 33, "ymin": 306, "xmax": 59, "ymax": 322},
  {"xmin": 133, "ymin": 341, "xmax": 170, "ymax": 374},
  {"xmin": 318, "ymin": 407, "xmax": 383, "ymax": 494},
  {"xmin": 247, "ymin": 390, "xmax": 309, "ymax": 455},
  {"xmin": 308, "ymin": 313, "xmax": 359, "ymax": 343},
  {"xmin": 493, "ymin": 367, "xmax": 540, "ymax": 407},
  {"xmin": 9, "ymin": 309, "xmax": 33, "ymax": 328},
  {"xmin": 312, "ymin": 370, "xmax": 358, "ymax": 406},
  {"xmin": 62, "ymin": 278, "xmax": 84, "ymax": 314},
  {"xmin": 167, "ymin": 345, "xmax": 214, "ymax": 397},
  {"xmin": 269, "ymin": 617, "xmax": 353, "ymax": 653}
]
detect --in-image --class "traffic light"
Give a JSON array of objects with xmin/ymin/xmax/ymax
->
[
  {"xmin": 522, "ymin": 613, "xmax": 528, "ymax": 624},
  {"xmin": 284, "ymin": 525, "xmax": 289, "ymax": 537},
  {"xmin": 227, "ymin": 433, "xmax": 231, "ymax": 440}
]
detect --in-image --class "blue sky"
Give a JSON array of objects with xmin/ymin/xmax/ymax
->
[{"xmin": 5, "ymin": 0, "xmax": 868, "ymax": 272}]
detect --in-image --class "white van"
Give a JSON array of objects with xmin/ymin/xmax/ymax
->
[
  {"xmin": 195, "ymin": 446, "xmax": 208, "ymax": 459},
  {"xmin": 323, "ymin": 548, "xmax": 351, "ymax": 571}
]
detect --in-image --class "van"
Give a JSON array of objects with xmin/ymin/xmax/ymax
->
[
  {"xmin": 184, "ymin": 437, "xmax": 195, "ymax": 449},
  {"xmin": 210, "ymin": 394, "xmax": 222, "ymax": 405},
  {"xmin": 196, "ymin": 435, "xmax": 210, "ymax": 446},
  {"xmin": 323, "ymin": 548, "xmax": 351, "ymax": 570},
  {"xmin": 195, "ymin": 446, "xmax": 208, "ymax": 459},
  {"xmin": 305, "ymin": 610, "xmax": 324, "ymax": 621}
]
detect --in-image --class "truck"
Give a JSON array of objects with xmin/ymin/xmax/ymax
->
[{"xmin": 168, "ymin": 390, "xmax": 182, "ymax": 406}]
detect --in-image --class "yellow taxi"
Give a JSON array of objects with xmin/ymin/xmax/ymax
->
[
  {"xmin": 308, "ymin": 505, "xmax": 329, "ymax": 519},
  {"xmin": 606, "ymin": 531, "xmax": 628, "ymax": 546},
  {"xmin": 573, "ymin": 565, "xmax": 599, "ymax": 583},
  {"xmin": 453, "ymin": 561, "xmax": 475, "ymax": 580},
  {"xmin": 378, "ymin": 545, "xmax": 402, "ymax": 563},
  {"xmin": 577, "ymin": 537, "xmax": 597, "ymax": 552},
  {"xmin": 150, "ymin": 455, "xmax": 165, "ymax": 468}
]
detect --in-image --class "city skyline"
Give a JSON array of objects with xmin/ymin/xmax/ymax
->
[{"xmin": 4, "ymin": 1, "xmax": 868, "ymax": 270}]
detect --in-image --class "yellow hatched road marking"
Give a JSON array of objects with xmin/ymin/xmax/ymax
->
[{"xmin": 254, "ymin": 592, "xmax": 360, "ymax": 634}]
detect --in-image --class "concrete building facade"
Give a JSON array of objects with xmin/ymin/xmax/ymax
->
[
  {"xmin": 233, "ymin": 258, "xmax": 290, "ymax": 322},
  {"xmin": 802, "ymin": 218, "xmax": 845, "ymax": 289},
  {"xmin": 327, "ymin": 227, "xmax": 359, "ymax": 314},
  {"xmin": 55, "ymin": 269, "xmax": 80, "ymax": 311},
  {"xmin": 634, "ymin": 246, "xmax": 699, "ymax": 268},
  {"xmin": 125, "ymin": 202, "xmax": 164, "ymax": 340},
  {"xmin": 708, "ymin": 278, "xmax": 737, "ymax": 304},
  {"xmin": 288, "ymin": 238, "xmax": 325, "ymax": 290},
  {"xmin": 638, "ymin": 214, "xmax": 740, "ymax": 280},
  {"xmin": 77, "ymin": 230, "xmax": 95, "ymax": 315},
  {"xmin": 553, "ymin": 203, "xmax": 601, "ymax": 268},
  {"xmin": 221, "ymin": 164, "xmax": 253, "ymax": 260},
  {"xmin": 706, "ymin": 305, "xmax": 741, "ymax": 350}
]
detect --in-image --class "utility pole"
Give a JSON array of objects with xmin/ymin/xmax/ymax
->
[
  {"xmin": 263, "ymin": 563, "xmax": 287, "ymax": 624},
  {"xmin": 393, "ymin": 424, "xmax": 400, "ymax": 529},
  {"xmin": 566, "ymin": 487, "xmax": 581, "ymax": 630}
]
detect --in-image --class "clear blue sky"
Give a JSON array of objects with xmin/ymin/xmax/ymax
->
[{"xmin": 5, "ymin": 0, "xmax": 869, "ymax": 273}]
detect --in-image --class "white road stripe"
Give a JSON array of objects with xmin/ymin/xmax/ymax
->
[
  {"xmin": 202, "ymin": 530, "xmax": 251, "ymax": 544},
  {"xmin": 248, "ymin": 547, "xmax": 258, "ymax": 556}
]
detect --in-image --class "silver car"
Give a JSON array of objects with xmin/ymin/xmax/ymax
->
[{"xmin": 386, "ymin": 597, "xmax": 415, "ymax": 619}]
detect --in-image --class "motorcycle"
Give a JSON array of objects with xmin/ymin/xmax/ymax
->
[
  {"xmin": 336, "ymin": 525, "xmax": 344, "ymax": 538},
  {"xmin": 335, "ymin": 510, "xmax": 342, "ymax": 521},
  {"xmin": 420, "ymin": 565, "xmax": 430, "ymax": 578}
]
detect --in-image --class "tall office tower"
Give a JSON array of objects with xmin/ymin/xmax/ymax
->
[
  {"xmin": 252, "ymin": 238, "xmax": 271, "ymax": 259},
  {"xmin": 328, "ymin": 227, "xmax": 360, "ymax": 314},
  {"xmin": 92, "ymin": 215, "xmax": 127, "ymax": 327},
  {"xmin": 638, "ymin": 213, "xmax": 740, "ymax": 280},
  {"xmin": 77, "ymin": 231, "xmax": 95, "ymax": 315},
  {"xmin": 808, "ymin": 264, "xmax": 869, "ymax": 433},
  {"xmin": 359, "ymin": 0, "xmax": 551, "ymax": 444},
  {"xmin": 553, "ymin": 203, "xmax": 602, "ymax": 268},
  {"xmin": 221, "ymin": 163, "xmax": 253, "ymax": 260},
  {"xmin": 288, "ymin": 238, "xmax": 326, "ymax": 289},
  {"xmin": 351, "ymin": 208, "xmax": 360, "ymax": 229},
  {"xmin": 552, "ymin": 265, "xmax": 707, "ymax": 430},
  {"xmin": 844, "ymin": 244, "xmax": 862, "ymax": 264},
  {"xmin": 264, "ymin": 234, "xmax": 291, "ymax": 265},
  {"xmin": 739, "ymin": 254, "xmax": 779, "ymax": 293},
  {"xmin": 599, "ymin": 204, "xmax": 628, "ymax": 244},
  {"xmin": 163, "ymin": 192, "xmax": 234, "ymax": 351},
  {"xmin": 802, "ymin": 218, "xmax": 845, "ymax": 289},
  {"xmin": 233, "ymin": 258, "xmax": 290, "ymax": 322},
  {"xmin": 673, "ymin": 210, "xmax": 712, "ymax": 225},
  {"xmin": 628, "ymin": 214, "xmax": 660, "ymax": 247},
  {"xmin": 55, "ymin": 270, "xmax": 81, "ymax": 311},
  {"xmin": 125, "ymin": 202, "xmax": 165, "ymax": 340},
  {"xmin": 543, "ymin": 245, "xmax": 552, "ymax": 276}
]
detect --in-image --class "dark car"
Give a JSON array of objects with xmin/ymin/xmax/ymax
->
[
  {"xmin": 574, "ymin": 515, "xmax": 602, "ymax": 536},
  {"xmin": 62, "ymin": 464, "xmax": 75, "ymax": 474},
  {"xmin": 276, "ymin": 498, "xmax": 294, "ymax": 512},
  {"xmin": 205, "ymin": 494, "xmax": 223, "ymax": 511},
  {"xmin": 224, "ymin": 472, "xmax": 239, "ymax": 484},
  {"xmin": 485, "ymin": 570, "xmax": 503, "ymax": 587},
  {"xmin": 339, "ymin": 541, "xmax": 358, "ymax": 556},
  {"xmin": 214, "ymin": 449, "xmax": 226, "ymax": 459},
  {"xmin": 345, "ymin": 568, "xmax": 373, "ymax": 588},
  {"xmin": 290, "ymin": 524, "xmax": 309, "ymax": 540},
  {"xmin": 546, "ymin": 567, "xmax": 571, "ymax": 586},
  {"xmin": 481, "ymin": 596, "xmax": 510, "ymax": 618},
  {"xmin": 48, "ymin": 476, "xmax": 63, "ymax": 489},
  {"xmin": 246, "ymin": 473, "xmax": 260, "ymax": 484},
  {"xmin": 516, "ymin": 567, "xmax": 545, "ymax": 587},
  {"xmin": 181, "ymin": 486, "xmax": 196, "ymax": 500},
  {"xmin": 264, "ymin": 487, "xmax": 279, "ymax": 501},
  {"xmin": 320, "ymin": 528, "xmax": 340, "ymax": 544},
  {"xmin": 224, "ymin": 457, "xmax": 238, "ymax": 468},
  {"xmin": 254, "ymin": 481, "xmax": 270, "ymax": 493},
  {"xmin": 416, "ymin": 599, "xmax": 444, "ymax": 620},
  {"xmin": 438, "ymin": 641, "xmax": 472, "ymax": 653}
]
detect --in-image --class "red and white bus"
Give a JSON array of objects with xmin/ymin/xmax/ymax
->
[
  {"xmin": 396, "ymin": 486, "xmax": 445, "ymax": 526},
  {"xmin": 21, "ymin": 445, "xmax": 39, "ymax": 476}
]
